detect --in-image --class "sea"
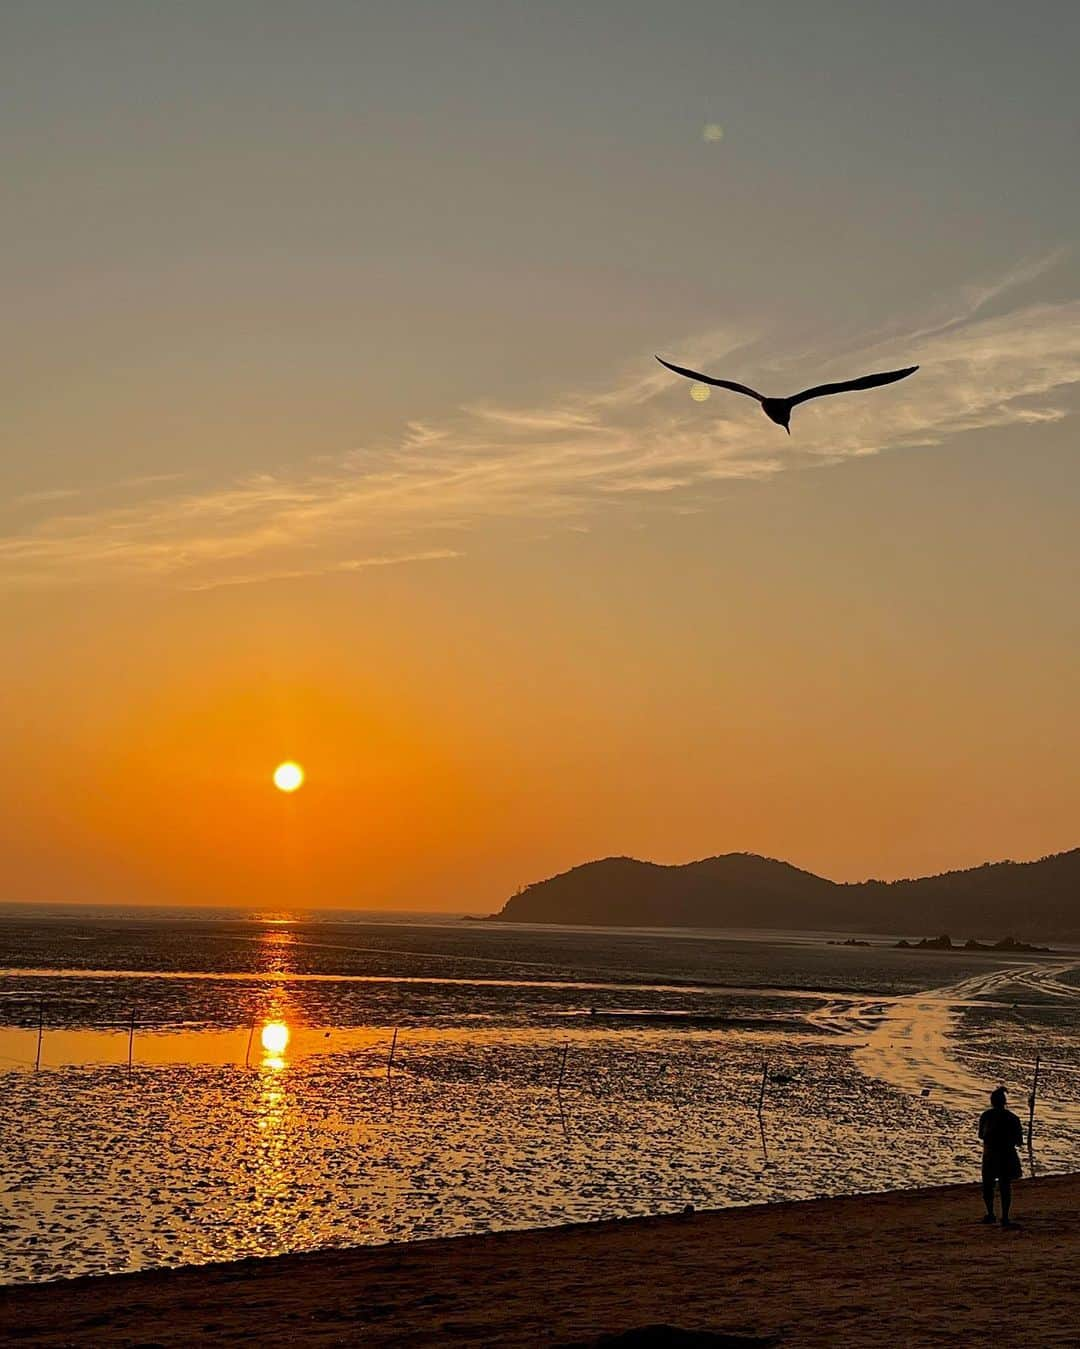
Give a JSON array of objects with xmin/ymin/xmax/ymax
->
[{"xmin": 1, "ymin": 905, "xmax": 1077, "ymax": 1284}]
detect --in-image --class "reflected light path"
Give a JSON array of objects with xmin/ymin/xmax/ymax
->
[
  {"xmin": 261, "ymin": 1021, "xmax": 290, "ymax": 1058},
  {"xmin": 260, "ymin": 1019, "xmax": 290, "ymax": 1070},
  {"xmin": 255, "ymin": 926, "xmax": 295, "ymax": 1070}
]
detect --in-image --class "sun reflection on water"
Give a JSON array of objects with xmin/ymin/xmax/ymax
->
[
  {"xmin": 255, "ymin": 925, "xmax": 296, "ymax": 1070},
  {"xmin": 259, "ymin": 1020, "xmax": 290, "ymax": 1070},
  {"xmin": 261, "ymin": 1021, "xmax": 290, "ymax": 1057},
  {"xmin": 257, "ymin": 925, "xmax": 298, "ymax": 975},
  {"xmin": 251, "ymin": 1057, "xmax": 293, "ymax": 1230}
]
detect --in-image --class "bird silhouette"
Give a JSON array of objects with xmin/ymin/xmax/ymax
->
[{"xmin": 656, "ymin": 356, "xmax": 918, "ymax": 433}]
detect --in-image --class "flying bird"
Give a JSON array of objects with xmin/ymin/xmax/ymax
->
[{"xmin": 656, "ymin": 356, "xmax": 918, "ymax": 433}]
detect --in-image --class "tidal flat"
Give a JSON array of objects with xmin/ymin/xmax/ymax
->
[{"xmin": 1, "ymin": 909, "xmax": 1076, "ymax": 1283}]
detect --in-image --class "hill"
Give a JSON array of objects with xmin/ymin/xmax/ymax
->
[{"xmin": 490, "ymin": 848, "xmax": 1080, "ymax": 939}]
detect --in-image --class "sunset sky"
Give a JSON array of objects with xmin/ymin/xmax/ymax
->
[{"xmin": 4, "ymin": 1, "xmax": 1078, "ymax": 910}]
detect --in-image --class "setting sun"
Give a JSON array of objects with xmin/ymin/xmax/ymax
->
[
  {"xmin": 272, "ymin": 762, "xmax": 304, "ymax": 793},
  {"xmin": 260, "ymin": 1021, "xmax": 290, "ymax": 1055}
]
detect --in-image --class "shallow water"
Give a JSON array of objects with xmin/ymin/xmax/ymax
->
[{"xmin": 1, "ymin": 907, "xmax": 1077, "ymax": 1284}]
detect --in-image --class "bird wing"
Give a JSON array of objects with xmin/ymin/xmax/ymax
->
[
  {"xmin": 788, "ymin": 365, "xmax": 918, "ymax": 406},
  {"xmin": 655, "ymin": 357, "xmax": 764, "ymax": 402}
]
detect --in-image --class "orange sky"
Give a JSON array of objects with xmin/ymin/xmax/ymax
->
[
  {"xmin": 3, "ymin": 6, "xmax": 1078, "ymax": 910},
  {"xmin": 5, "ymin": 429, "xmax": 1078, "ymax": 910}
]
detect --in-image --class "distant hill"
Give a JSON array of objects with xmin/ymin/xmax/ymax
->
[{"xmin": 490, "ymin": 848, "xmax": 1080, "ymax": 940}]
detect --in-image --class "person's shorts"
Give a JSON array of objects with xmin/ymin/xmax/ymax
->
[{"xmin": 982, "ymin": 1151, "xmax": 1022, "ymax": 1181}]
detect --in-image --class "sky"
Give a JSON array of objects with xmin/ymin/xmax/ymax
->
[{"xmin": 3, "ymin": 1, "xmax": 1079, "ymax": 910}]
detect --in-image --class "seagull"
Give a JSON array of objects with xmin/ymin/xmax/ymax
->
[{"xmin": 656, "ymin": 356, "xmax": 918, "ymax": 433}]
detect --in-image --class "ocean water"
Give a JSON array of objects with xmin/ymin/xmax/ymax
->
[{"xmin": 0, "ymin": 906, "xmax": 1077, "ymax": 1284}]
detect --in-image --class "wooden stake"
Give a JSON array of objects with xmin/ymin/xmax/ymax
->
[
  {"xmin": 555, "ymin": 1041, "xmax": 570, "ymax": 1139},
  {"xmin": 557, "ymin": 1041, "xmax": 569, "ymax": 1093},
  {"xmin": 386, "ymin": 1027, "xmax": 399, "ymax": 1082},
  {"xmin": 244, "ymin": 1019, "xmax": 256, "ymax": 1069},
  {"xmin": 127, "ymin": 1007, "xmax": 136, "ymax": 1082},
  {"xmin": 34, "ymin": 1001, "xmax": 44, "ymax": 1072},
  {"xmin": 1028, "ymin": 1053, "xmax": 1041, "ymax": 1149},
  {"xmin": 757, "ymin": 1060, "xmax": 769, "ymax": 1118}
]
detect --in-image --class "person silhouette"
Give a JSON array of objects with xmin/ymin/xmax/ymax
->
[{"xmin": 978, "ymin": 1086, "xmax": 1023, "ymax": 1226}]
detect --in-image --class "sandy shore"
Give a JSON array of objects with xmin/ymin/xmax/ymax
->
[{"xmin": 2, "ymin": 1175, "xmax": 1077, "ymax": 1346}]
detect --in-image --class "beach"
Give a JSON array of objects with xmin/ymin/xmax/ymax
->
[{"xmin": 3, "ymin": 1174, "xmax": 1076, "ymax": 1346}]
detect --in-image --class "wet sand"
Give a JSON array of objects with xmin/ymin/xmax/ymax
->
[{"xmin": 2, "ymin": 1174, "xmax": 1076, "ymax": 1347}]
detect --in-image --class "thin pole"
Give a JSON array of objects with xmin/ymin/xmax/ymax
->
[
  {"xmin": 35, "ymin": 1001, "xmax": 44, "ymax": 1072},
  {"xmin": 244, "ymin": 1019, "xmax": 256, "ymax": 1069},
  {"xmin": 385, "ymin": 1027, "xmax": 398, "ymax": 1120},
  {"xmin": 556, "ymin": 1041, "xmax": 570, "ymax": 1139},
  {"xmin": 1028, "ymin": 1053, "xmax": 1041, "ymax": 1150},
  {"xmin": 127, "ymin": 1007, "xmax": 136, "ymax": 1081},
  {"xmin": 756, "ymin": 1060, "xmax": 769, "ymax": 1164}
]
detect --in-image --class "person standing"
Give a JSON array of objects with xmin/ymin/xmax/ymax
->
[{"xmin": 978, "ymin": 1086, "xmax": 1023, "ymax": 1226}]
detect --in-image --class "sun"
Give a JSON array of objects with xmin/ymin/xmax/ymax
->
[
  {"xmin": 261, "ymin": 1021, "xmax": 290, "ymax": 1055},
  {"xmin": 272, "ymin": 761, "xmax": 304, "ymax": 793}
]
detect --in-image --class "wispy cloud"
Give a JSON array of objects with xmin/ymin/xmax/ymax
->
[
  {"xmin": 6, "ymin": 471, "xmax": 188, "ymax": 513},
  {"xmin": 846, "ymin": 247, "xmax": 1071, "ymax": 359},
  {"xmin": 2, "ymin": 262, "xmax": 1078, "ymax": 590},
  {"xmin": 181, "ymin": 549, "xmax": 464, "ymax": 592}
]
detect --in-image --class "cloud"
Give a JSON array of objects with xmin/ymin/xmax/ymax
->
[
  {"xmin": 2, "ymin": 264, "xmax": 1078, "ymax": 590},
  {"xmin": 9, "ymin": 487, "xmax": 84, "ymax": 507},
  {"xmin": 5, "ymin": 472, "xmax": 188, "ymax": 513},
  {"xmin": 851, "ymin": 247, "xmax": 1071, "ymax": 357},
  {"xmin": 181, "ymin": 549, "xmax": 464, "ymax": 592}
]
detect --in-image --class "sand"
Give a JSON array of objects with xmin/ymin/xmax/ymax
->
[{"xmin": 2, "ymin": 1174, "xmax": 1077, "ymax": 1347}]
